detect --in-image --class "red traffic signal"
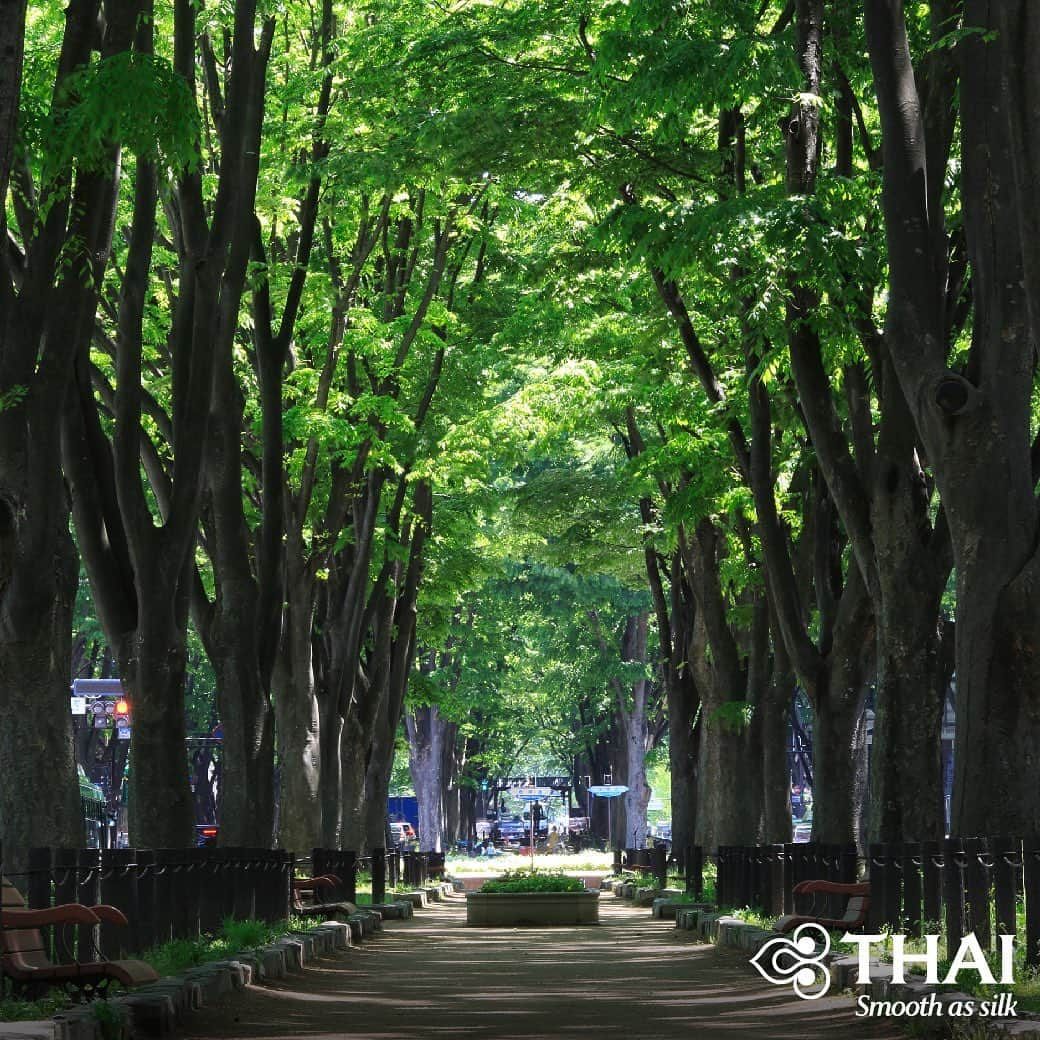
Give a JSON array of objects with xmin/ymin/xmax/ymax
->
[{"xmin": 114, "ymin": 699, "xmax": 130, "ymax": 716}]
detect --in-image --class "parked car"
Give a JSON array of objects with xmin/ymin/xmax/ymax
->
[{"xmin": 390, "ymin": 821, "xmax": 417, "ymax": 846}]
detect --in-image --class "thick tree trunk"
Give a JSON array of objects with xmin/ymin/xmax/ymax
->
[
  {"xmin": 714, "ymin": 723, "xmax": 759, "ymax": 846},
  {"xmin": 866, "ymin": 0, "xmax": 1040, "ymax": 835},
  {"xmin": 211, "ymin": 594, "xmax": 275, "ymax": 846},
  {"xmin": 274, "ymin": 569, "xmax": 321, "ymax": 852},
  {"xmin": 869, "ymin": 584, "xmax": 945, "ymax": 842},
  {"xmin": 120, "ymin": 584, "xmax": 196, "ymax": 848},
  {"xmin": 0, "ymin": 503, "xmax": 82, "ymax": 877},
  {"xmin": 694, "ymin": 729, "xmax": 718, "ymax": 850},
  {"xmin": 621, "ymin": 700, "xmax": 651, "ymax": 848},
  {"xmin": 362, "ymin": 733, "xmax": 394, "ymax": 851},
  {"xmin": 407, "ymin": 704, "xmax": 446, "ymax": 852},
  {"xmin": 317, "ymin": 691, "xmax": 343, "ymax": 847},
  {"xmin": 214, "ymin": 652, "xmax": 275, "ymax": 846},
  {"xmin": 667, "ymin": 672, "xmax": 699, "ymax": 859},
  {"xmin": 759, "ymin": 657, "xmax": 793, "ymax": 844},
  {"xmin": 339, "ymin": 713, "xmax": 366, "ymax": 851},
  {"xmin": 811, "ymin": 685, "xmax": 868, "ymax": 848}
]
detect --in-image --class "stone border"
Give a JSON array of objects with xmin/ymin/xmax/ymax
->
[
  {"xmin": 465, "ymin": 890, "xmax": 600, "ymax": 926},
  {"xmin": 9, "ymin": 902, "xmax": 417, "ymax": 1040},
  {"xmin": 670, "ymin": 910, "xmax": 1039, "ymax": 1039}
]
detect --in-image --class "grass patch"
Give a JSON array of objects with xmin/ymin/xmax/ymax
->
[
  {"xmin": 0, "ymin": 986, "xmax": 70, "ymax": 1023},
  {"xmin": 140, "ymin": 916, "xmax": 291, "ymax": 977},
  {"xmin": 480, "ymin": 870, "xmax": 587, "ymax": 894}
]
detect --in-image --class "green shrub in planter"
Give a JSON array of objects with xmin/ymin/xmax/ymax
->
[{"xmin": 480, "ymin": 870, "xmax": 586, "ymax": 894}]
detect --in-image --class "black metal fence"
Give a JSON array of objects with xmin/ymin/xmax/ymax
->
[
  {"xmin": 715, "ymin": 838, "xmax": 1040, "ymax": 966},
  {"xmin": 611, "ymin": 844, "xmax": 705, "ymax": 897},
  {"xmin": 0, "ymin": 842, "xmax": 444, "ymax": 962}
]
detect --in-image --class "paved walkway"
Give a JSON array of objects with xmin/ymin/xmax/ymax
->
[{"xmin": 176, "ymin": 895, "xmax": 901, "ymax": 1040}]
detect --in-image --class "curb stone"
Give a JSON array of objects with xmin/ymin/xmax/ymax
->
[{"xmin": 24, "ymin": 890, "xmax": 429, "ymax": 1040}]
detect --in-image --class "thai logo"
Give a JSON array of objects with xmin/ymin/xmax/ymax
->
[{"xmin": 750, "ymin": 923, "xmax": 832, "ymax": 999}]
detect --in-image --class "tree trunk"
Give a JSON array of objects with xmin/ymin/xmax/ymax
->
[
  {"xmin": 811, "ymin": 683, "xmax": 868, "ymax": 848},
  {"xmin": 666, "ymin": 669, "xmax": 699, "ymax": 859},
  {"xmin": 0, "ymin": 505, "xmax": 82, "ymax": 877},
  {"xmin": 362, "ymin": 732, "xmax": 394, "ymax": 851},
  {"xmin": 866, "ymin": 0, "xmax": 1040, "ymax": 835},
  {"xmin": 317, "ymin": 690, "xmax": 343, "ymax": 847},
  {"xmin": 339, "ymin": 713, "xmax": 366, "ymax": 850},
  {"xmin": 120, "ymin": 583, "xmax": 196, "ymax": 848},
  {"xmin": 210, "ymin": 592, "xmax": 275, "ymax": 846},
  {"xmin": 759, "ymin": 653, "xmax": 793, "ymax": 844},
  {"xmin": 621, "ymin": 698, "xmax": 651, "ymax": 848},
  {"xmin": 274, "ymin": 565, "xmax": 321, "ymax": 852},
  {"xmin": 407, "ymin": 704, "xmax": 446, "ymax": 852}
]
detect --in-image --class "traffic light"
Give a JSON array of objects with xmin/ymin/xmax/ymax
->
[{"xmin": 114, "ymin": 699, "xmax": 130, "ymax": 717}]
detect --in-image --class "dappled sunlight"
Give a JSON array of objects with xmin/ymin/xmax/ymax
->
[{"xmin": 176, "ymin": 894, "xmax": 902, "ymax": 1040}]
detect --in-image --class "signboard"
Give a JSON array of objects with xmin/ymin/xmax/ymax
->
[
  {"xmin": 516, "ymin": 786, "xmax": 553, "ymax": 801},
  {"xmin": 588, "ymin": 784, "xmax": 629, "ymax": 798},
  {"xmin": 70, "ymin": 696, "xmax": 87, "ymax": 715},
  {"xmin": 117, "ymin": 728, "xmax": 131, "ymax": 741}
]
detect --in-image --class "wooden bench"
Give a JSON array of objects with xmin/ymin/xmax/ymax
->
[
  {"xmin": 1, "ymin": 877, "xmax": 159, "ymax": 998},
  {"xmin": 772, "ymin": 879, "xmax": 870, "ymax": 934},
  {"xmin": 291, "ymin": 874, "xmax": 355, "ymax": 919}
]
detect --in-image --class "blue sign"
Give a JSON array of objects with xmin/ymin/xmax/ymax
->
[{"xmin": 588, "ymin": 784, "xmax": 629, "ymax": 798}]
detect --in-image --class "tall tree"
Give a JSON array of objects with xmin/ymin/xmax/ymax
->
[
  {"xmin": 1, "ymin": 0, "xmax": 146, "ymax": 873},
  {"xmin": 64, "ymin": 0, "xmax": 275, "ymax": 847},
  {"xmin": 866, "ymin": 0, "xmax": 1040, "ymax": 835}
]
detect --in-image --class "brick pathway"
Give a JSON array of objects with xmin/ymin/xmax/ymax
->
[{"xmin": 175, "ymin": 894, "xmax": 901, "ymax": 1040}]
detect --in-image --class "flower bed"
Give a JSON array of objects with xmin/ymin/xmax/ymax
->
[{"xmin": 466, "ymin": 871, "xmax": 599, "ymax": 926}]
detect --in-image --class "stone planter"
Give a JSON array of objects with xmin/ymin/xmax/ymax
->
[{"xmin": 466, "ymin": 891, "xmax": 600, "ymax": 926}]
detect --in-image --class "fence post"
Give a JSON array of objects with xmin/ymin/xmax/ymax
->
[
  {"xmin": 280, "ymin": 850, "xmax": 293, "ymax": 921},
  {"xmin": 153, "ymin": 849, "xmax": 176, "ymax": 946},
  {"xmin": 652, "ymin": 843, "xmax": 667, "ymax": 890},
  {"xmin": 867, "ymin": 843, "xmax": 886, "ymax": 931},
  {"xmin": 342, "ymin": 850, "xmax": 357, "ymax": 904},
  {"xmin": 198, "ymin": 847, "xmax": 222, "ymax": 934},
  {"xmin": 963, "ymin": 837, "xmax": 991, "ymax": 949},
  {"xmin": 943, "ymin": 836, "xmax": 966, "ymax": 954},
  {"xmin": 902, "ymin": 843, "xmax": 922, "ymax": 937},
  {"xmin": 136, "ymin": 848, "xmax": 156, "ymax": 953},
  {"xmin": 921, "ymin": 839, "xmax": 942, "ymax": 928},
  {"xmin": 26, "ymin": 847, "xmax": 52, "ymax": 961},
  {"xmin": 77, "ymin": 848, "xmax": 101, "ymax": 960},
  {"xmin": 52, "ymin": 848, "xmax": 78, "ymax": 964},
  {"xmin": 1023, "ymin": 837, "xmax": 1040, "ymax": 967},
  {"xmin": 372, "ymin": 847, "xmax": 386, "ymax": 904},
  {"xmin": 992, "ymin": 835, "xmax": 1018, "ymax": 943}
]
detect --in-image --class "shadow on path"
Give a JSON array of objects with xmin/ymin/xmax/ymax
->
[{"xmin": 176, "ymin": 895, "xmax": 901, "ymax": 1040}]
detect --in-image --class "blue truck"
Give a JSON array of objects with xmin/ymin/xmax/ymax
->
[{"xmin": 388, "ymin": 795, "xmax": 419, "ymax": 830}]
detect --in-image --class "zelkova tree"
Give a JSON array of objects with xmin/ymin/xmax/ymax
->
[
  {"xmin": 188, "ymin": 0, "xmax": 337, "ymax": 846},
  {"xmin": 774, "ymin": 0, "xmax": 955, "ymax": 843},
  {"xmin": 1, "ymin": 0, "xmax": 191, "ymax": 870},
  {"xmin": 866, "ymin": 0, "xmax": 1040, "ymax": 835},
  {"xmin": 268, "ymin": 185, "xmax": 495, "ymax": 853},
  {"xmin": 63, "ymin": 0, "xmax": 275, "ymax": 847},
  {"xmin": 621, "ymin": 405, "xmax": 792, "ymax": 849}
]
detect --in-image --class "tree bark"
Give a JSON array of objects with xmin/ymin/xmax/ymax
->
[
  {"xmin": 274, "ymin": 556, "xmax": 322, "ymax": 852},
  {"xmin": 866, "ymin": 0, "xmax": 1040, "ymax": 834},
  {"xmin": 407, "ymin": 703, "xmax": 448, "ymax": 853},
  {"xmin": 0, "ymin": 0, "xmax": 115, "ymax": 875}
]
